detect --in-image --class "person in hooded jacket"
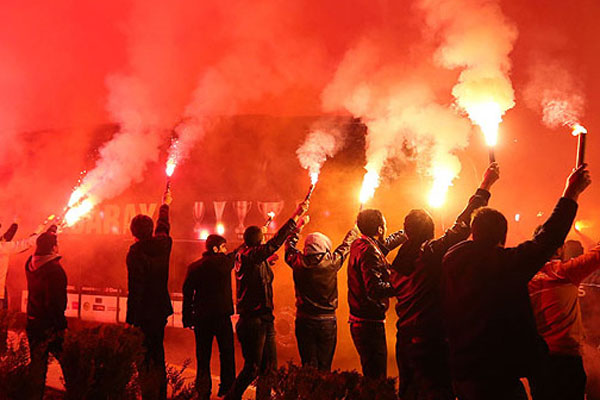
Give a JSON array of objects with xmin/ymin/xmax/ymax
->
[
  {"xmin": 126, "ymin": 189, "xmax": 173, "ymax": 400},
  {"xmin": 347, "ymin": 209, "xmax": 407, "ymax": 379},
  {"xmin": 285, "ymin": 222, "xmax": 359, "ymax": 371},
  {"xmin": 182, "ymin": 234, "xmax": 237, "ymax": 399},
  {"xmin": 25, "ymin": 224, "xmax": 67, "ymax": 400},
  {"xmin": 225, "ymin": 199, "xmax": 309, "ymax": 400},
  {"xmin": 390, "ymin": 162, "xmax": 499, "ymax": 400}
]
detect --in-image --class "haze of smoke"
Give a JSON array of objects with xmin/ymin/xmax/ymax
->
[
  {"xmin": 171, "ymin": 0, "xmax": 327, "ymax": 168},
  {"xmin": 419, "ymin": 0, "xmax": 518, "ymax": 132},
  {"xmin": 322, "ymin": 37, "xmax": 471, "ymax": 193},
  {"xmin": 524, "ymin": 60, "xmax": 585, "ymax": 129},
  {"xmin": 296, "ymin": 128, "xmax": 345, "ymax": 180}
]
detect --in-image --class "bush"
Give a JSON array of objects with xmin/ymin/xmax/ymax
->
[
  {"xmin": 60, "ymin": 324, "xmax": 144, "ymax": 400},
  {"xmin": 273, "ymin": 362, "xmax": 397, "ymax": 400},
  {"xmin": 0, "ymin": 310, "xmax": 35, "ymax": 399},
  {"xmin": 166, "ymin": 360, "xmax": 196, "ymax": 400}
]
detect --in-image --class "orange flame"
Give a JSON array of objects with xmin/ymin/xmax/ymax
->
[
  {"xmin": 165, "ymin": 138, "xmax": 180, "ymax": 177},
  {"xmin": 64, "ymin": 198, "xmax": 95, "ymax": 227},
  {"xmin": 428, "ymin": 166, "xmax": 454, "ymax": 208},
  {"xmin": 359, "ymin": 170, "xmax": 380, "ymax": 204},
  {"xmin": 467, "ymin": 102, "xmax": 502, "ymax": 146}
]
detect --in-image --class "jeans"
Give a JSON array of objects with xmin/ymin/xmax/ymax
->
[
  {"xmin": 453, "ymin": 377, "xmax": 528, "ymax": 400},
  {"xmin": 349, "ymin": 320, "xmax": 387, "ymax": 379},
  {"xmin": 295, "ymin": 317, "xmax": 337, "ymax": 371},
  {"xmin": 194, "ymin": 315, "xmax": 236, "ymax": 399},
  {"xmin": 226, "ymin": 314, "xmax": 277, "ymax": 400},
  {"xmin": 138, "ymin": 319, "xmax": 167, "ymax": 400},
  {"xmin": 529, "ymin": 354, "xmax": 586, "ymax": 400},
  {"xmin": 396, "ymin": 333, "xmax": 454, "ymax": 400},
  {"xmin": 26, "ymin": 323, "xmax": 64, "ymax": 400}
]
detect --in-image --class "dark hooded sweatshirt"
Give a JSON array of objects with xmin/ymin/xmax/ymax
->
[
  {"xmin": 182, "ymin": 251, "xmax": 235, "ymax": 324},
  {"xmin": 25, "ymin": 254, "xmax": 67, "ymax": 331},
  {"xmin": 285, "ymin": 228, "xmax": 359, "ymax": 318},
  {"xmin": 235, "ymin": 219, "xmax": 297, "ymax": 317},
  {"xmin": 126, "ymin": 204, "xmax": 173, "ymax": 326},
  {"xmin": 391, "ymin": 188, "xmax": 491, "ymax": 337},
  {"xmin": 442, "ymin": 197, "xmax": 577, "ymax": 380}
]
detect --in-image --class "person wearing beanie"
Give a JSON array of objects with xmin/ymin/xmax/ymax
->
[
  {"xmin": 0, "ymin": 222, "xmax": 40, "ymax": 309},
  {"xmin": 284, "ymin": 225, "xmax": 359, "ymax": 371},
  {"xmin": 126, "ymin": 189, "xmax": 173, "ymax": 400},
  {"xmin": 182, "ymin": 234, "xmax": 238, "ymax": 400},
  {"xmin": 25, "ymin": 224, "xmax": 67, "ymax": 400}
]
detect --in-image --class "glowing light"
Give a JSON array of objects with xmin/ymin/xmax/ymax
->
[
  {"xmin": 466, "ymin": 102, "xmax": 502, "ymax": 146},
  {"xmin": 199, "ymin": 229, "xmax": 209, "ymax": 240},
  {"xmin": 359, "ymin": 170, "xmax": 380, "ymax": 204},
  {"xmin": 64, "ymin": 198, "xmax": 94, "ymax": 227},
  {"xmin": 165, "ymin": 138, "xmax": 180, "ymax": 177},
  {"xmin": 68, "ymin": 187, "xmax": 86, "ymax": 207},
  {"xmin": 514, "ymin": 213, "xmax": 520, "ymax": 222},
  {"xmin": 216, "ymin": 223, "xmax": 225, "ymax": 235},
  {"xmin": 165, "ymin": 161, "xmax": 176, "ymax": 177},
  {"xmin": 574, "ymin": 220, "xmax": 591, "ymax": 232},
  {"xmin": 267, "ymin": 211, "xmax": 275, "ymax": 219},
  {"xmin": 310, "ymin": 172, "xmax": 319, "ymax": 185},
  {"xmin": 428, "ymin": 167, "xmax": 454, "ymax": 208},
  {"xmin": 571, "ymin": 123, "xmax": 587, "ymax": 137}
]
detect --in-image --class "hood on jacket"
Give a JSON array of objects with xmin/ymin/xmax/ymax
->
[
  {"xmin": 304, "ymin": 232, "xmax": 332, "ymax": 256},
  {"xmin": 27, "ymin": 254, "xmax": 61, "ymax": 272}
]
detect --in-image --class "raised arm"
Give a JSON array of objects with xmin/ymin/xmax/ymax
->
[
  {"xmin": 428, "ymin": 163, "xmax": 498, "ymax": 258},
  {"xmin": 384, "ymin": 230, "xmax": 408, "ymax": 252},
  {"xmin": 546, "ymin": 244, "xmax": 600, "ymax": 285},
  {"xmin": 331, "ymin": 226, "xmax": 360, "ymax": 271},
  {"xmin": 511, "ymin": 165, "xmax": 591, "ymax": 281},
  {"xmin": 155, "ymin": 187, "xmax": 172, "ymax": 237},
  {"xmin": 245, "ymin": 200, "xmax": 309, "ymax": 264},
  {"xmin": 0, "ymin": 234, "xmax": 38, "ymax": 255},
  {"xmin": 284, "ymin": 231, "xmax": 303, "ymax": 269}
]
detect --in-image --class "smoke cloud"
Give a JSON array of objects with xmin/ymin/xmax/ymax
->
[
  {"xmin": 296, "ymin": 128, "xmax": 345, "ymax": 183},
  {"xmin": 419, "ymin": 0, "xmax": 518, "ymax": 143},
  {"xmin": 524, "ymin": 59, "xmax": 586, "ymax": 129},
  {"xmin": 322, "ymin": 35, "xmax": 472, "ymax": 204}
]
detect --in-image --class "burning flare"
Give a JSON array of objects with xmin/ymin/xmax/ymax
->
[
  {"xmin": 64, "ymin": 197, "xmax": 95, "ymax": 227},
  {"xmin": 359, "ymin": 170, "xmax": 380, "ymax": 205},
  {"xmin": 428, "ymin": 166, "xmax": 454, "ymax": 208},
  {"xmin": 571, "ymin": 123, "xmax": 587, "ymax": 137},
  {"xmin": 310, "ymin": 172, "xmax": 319, "ymax": 185},
  {"xmin": 165, "ymin": 138, "xmax": 180, "ymax": 177},
  {"xmin": 467, "ymin": 102, "xmax": 502, "ymax": 146}
]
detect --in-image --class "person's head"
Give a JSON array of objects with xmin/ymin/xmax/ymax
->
[
  {"xmin": 244, "ymin": 225, "xmax": 263, "ymax": 247},
  {"xmin": 357, "ymin": 209, "xmax": 386, "ymax": 241},
  {"xmin": 563, "ymin": 240, "xmax": 584, "ymax": 261},
  {"xmin": 35, "ymin": 225, "xmax": 58, "ymax": 255},
  {"xmin": 303, "ymin": 232, "xmax": 333, "ymax": 256},
  {"xmin": 206, "ymin": 234, "xmax": 227, "ymax": 254},
  {"xmin": 130, "ymin": 214, "xmax": 154, "ymax": 241},
  {"xmin": 404, "ymin": 209, "xmax": 435, "ymax": 243},
  {"xmin": 472, "ymin": 207, "xmax": 508, "ymax": 247}
]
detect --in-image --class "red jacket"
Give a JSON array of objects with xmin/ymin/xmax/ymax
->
[{"xmin": 529, "ymin": 244, "xmax": 600, "ymax": 356}]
